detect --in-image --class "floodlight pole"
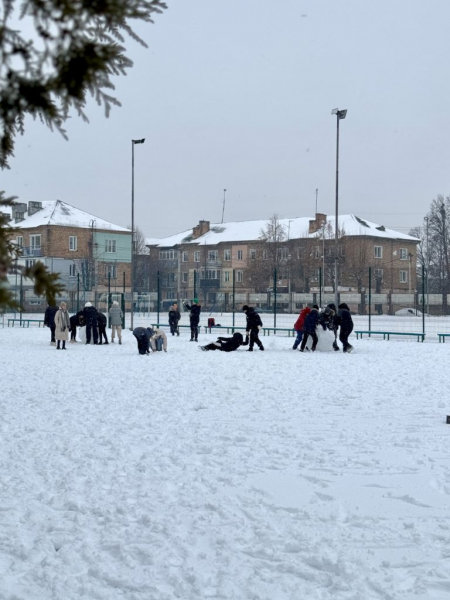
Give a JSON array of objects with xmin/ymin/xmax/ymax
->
[
  {"xmin": 131, "ymin": 138, "xmax": 145, "ymax": 331},
  {"xmin": 332, "ymin": 108, "xmax": 347, "ymax": 308}
]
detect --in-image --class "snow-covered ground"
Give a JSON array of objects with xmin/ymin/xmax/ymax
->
[{"xmin": 1, "ymin": 326, "xmax": 449, "ymax": 599}]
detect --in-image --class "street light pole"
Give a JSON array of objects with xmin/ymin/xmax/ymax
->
[
  {"xmin": 424, "ymin": 216, "xmax": 429, "ymax": 315},
  {"xmin": 131, "ymin": 138, "xmax": 145, "ymax": 331},
  {"xmin": 331, "ymin": 108, "xmax": 347, "ymax": 308}
]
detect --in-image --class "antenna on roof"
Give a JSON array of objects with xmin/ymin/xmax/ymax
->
[
  {"xmin": 315, "ymin": 188, "xmax": 318, "ymax": 214},
  {"xmin": 221, "ymin": 189, "xmax": 227, "ymax": 224}
]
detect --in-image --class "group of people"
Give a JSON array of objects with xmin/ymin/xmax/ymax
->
[
  {"xmin": 293, "ymin": 302, "xmax": 354, "ymax": 353},
  {"xmin": 44, "ymin": 300, "xmax": 124, "ymax": 349}
]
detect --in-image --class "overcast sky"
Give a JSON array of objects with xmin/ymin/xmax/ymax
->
[{"xmin": 3, "ymin": 0, "xmax": 450, "ymax": 239}]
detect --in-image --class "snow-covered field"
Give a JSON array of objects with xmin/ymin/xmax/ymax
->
[{"xmin": 1, "ymin": 326, "xmax": 449, "ymax": 599}]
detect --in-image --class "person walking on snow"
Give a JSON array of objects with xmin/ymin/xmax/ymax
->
[
  {"xmin": 183, "ymin": 298, "xmax": 201, "ymax": 342},
  {"xmin": 168, "ymin": 302, "xmax": 181, "ymax": 336},
  {"xmin": 83, "ymin": 302, "xmax": 99, "ymax": 345},
  {"xmin": 200, "ymin": 332, "xmax": 245, "ymax": 352},
  {"xmin": 44, "ymin": 303, "xmax": 58, "ymax": 345},
  {"xmin": 293, "ymin": 306, "xmax": 311, "ymax": 350},
  {"xmin": 54, "ymin": 301, "xmax": 70, "ymax": 350},
  {"xmin": 338, "ymin": 303, "xmax": 354, "ymax": 353},
  {"xmin": 300, "ymin": 305, "xmax": 320, "ymax": 352},
  {"xmin": 109, "ymin": 301, "xmax": 123, "ymax": 344},
  {"xmin": 242, "ymin": 305, "xmax": 264, "ymax": 351}
]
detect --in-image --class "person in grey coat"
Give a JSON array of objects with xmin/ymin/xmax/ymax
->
[
  {"xmin": 109, "ymin": 300, "xmax": 123, "ymax": 344},
  {"xmin": 54, "ymin": 301, "xmax": 70, "ymax": 350}
]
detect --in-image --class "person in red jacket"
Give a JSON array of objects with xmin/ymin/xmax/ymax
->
[{"xmin": 293, "ymin": 306, "xmax": 311, "ymax": 350}]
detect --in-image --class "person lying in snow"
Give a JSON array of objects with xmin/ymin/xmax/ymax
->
[{"xmin": 200, "ymin": 332, "xmax": 245, "ymax": 352}]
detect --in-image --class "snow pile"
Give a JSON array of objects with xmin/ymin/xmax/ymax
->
[{"xmin": 0, "ymin": 327, "xmax": 449, "ymax": 599}]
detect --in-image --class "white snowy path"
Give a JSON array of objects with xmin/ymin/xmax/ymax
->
[{"xmin": 0, "ymin": 328, "xmax": 449, "ymax": 600}]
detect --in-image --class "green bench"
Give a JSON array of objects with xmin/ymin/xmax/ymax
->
[
  {"xmin": 262, "ymin": 327, "xmax": 294, "ymax": 337},
  {"xmin": 8, "ymin": 318, "xmax": 44, "ymax": 327},
  {"xmin": 355, "ymin": 330, "xmax": 425, "ymax": 342},
  {"xmin": 437, "ymin": 333, "xmax": 450, "ymax": 343}
]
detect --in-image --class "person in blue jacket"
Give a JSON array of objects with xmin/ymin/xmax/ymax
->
[
  {"xmin": 44, "ymin": 304, "xmax": 58, "ymax": 345},
  {"xmin": 183, "ymin": 298, "xmax": 201, "ymax": 342},
  {"xmin": 133, "ymin": 327, "xmax": 153, "ymax": 355},
  {"xmin": 300, "ymin": 305, "xmax": 320, "ymax": 352}
]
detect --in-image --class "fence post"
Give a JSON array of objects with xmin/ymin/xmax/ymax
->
[
  {"xmin": 368, "ymin": 266, "xmax": 372, "ymax": 333},
  {"xmin": 123, "ymin": 271, "xmax": 126, "ymax": 329},
  {"xmin": 193, "ymin": 270, "xmax": 197, "ymax": 299},
  {"xmin": 77, "ymin": 273, "xmax": 80, "ymax": 313},
  {"xmin": 108, "ymin": 273, "xmax": 111, "ymax": 328},
  {"xmin": 422, "ymin": 264, "xmax": 425, "ymax": 337},
  {"xmin": 319, "ymin": 267, "xmax": 322, "ymax": 308},
  {"xmin": 157, "ymin": 270, "xmax": 160, "ymax": 326},
  {"xmin": 232, "ymin": 269, "xmax": 235, "ymax": 329},
  {"xmin": 274, "ymin": 268, "xmax": 277, "ymax": 329}
]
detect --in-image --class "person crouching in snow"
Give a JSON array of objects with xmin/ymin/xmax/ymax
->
[
  {"xmin": 300, "ymin": 304, "xmax": 320, "ymax": 352},
  {"xmin": 150, "ymin": 328, "xmax": 168, "ymax": 352},
  {"xmin": 54, "ymin": 301, "xmax": 70, "ymax": 350},
  {"xmin": 338, "ymin": 303, "xmax": 354, "ymax": 353},
  {"xmin": 293, "ymin": 306, "xmax": 311, "ymax": 350},
  {"xmin": 200, "ymin": 332, "xmax": 245, "ymax": 352},
  {"xmin": 133, "ymin": 327, "xmax": 153, "ymax": 355}
]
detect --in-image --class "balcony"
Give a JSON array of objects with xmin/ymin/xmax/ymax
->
[
  {"xmin": 21, "ymin": 246, "xmax": 43, "ymax": 257},
  {"xmin": 199, "ymin": 279, "xmax": 221, "ymax": 289}
]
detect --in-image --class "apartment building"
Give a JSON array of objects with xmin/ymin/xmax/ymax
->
[
  {"xmin": 147, "ymin": 214, "xmax": 420, "ymax": 307},
  {"xmin": 6, "ymin": 200, "xmax": 132, "ymax": 302}
]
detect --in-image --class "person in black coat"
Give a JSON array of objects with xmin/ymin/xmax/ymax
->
[
  {"xmin": 242, "ymin": 305, "xmax": 264, "ymax": 351},
  {"xmin": 133, "ymin": 327, "xmax": 153, "ymax": 355},
  {"xmin": 69, "ymin": 310, "xmax": 86, "ymax": 343},
  {"xmin": 300, "ymin": 305, "xmax": 320, "ymax": 352},
  {"xmin": 338, "ymin": 303, "xmax": 354, "ymax": 352},
  {"xmin": 83, "ymin": 302, "xmax": 99, "ymax": 344},
  {"xmin": 319, "ymin": 303, "xmax": 340, "ymax": 351},
  {"xmin": 183, "ymin": 298, "xmax": 201, "ymax": 342},
  {"xmin": 200, "ymin": 332, "xmax": 245, "ymax": 352},
  {"xmin": 97, "ymin": 311, "xmax": 109, "ymax": 345},
  {"xmin": 44, "ymin": 304, "xmax": 58, "ymax": 345},
  {"xmin": 168, "ymin": 303, "xmax": 181, "ymax": 336}
]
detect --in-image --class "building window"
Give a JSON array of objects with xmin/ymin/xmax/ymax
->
[
  {"xmin": 25, "ymin": 259, "xmax": 35, "ymax": 268},
  {"xmin": 314, "ymin": 246, "xmax": 320, "ymax": 259},
  {"xmin": 159, "ymin": 250, "xmax": 178, "ymax": 260},
  {"xmin": 182, "ymin": 272, "xmax": 188, "ymax": 283},
  {"xmin": 237, "ymin": 250, "xmax": 243, "ymax": 260},
  {"xmin": 278, "ymin": 247, "xmax": 289, "ymax": 260},
  {"xmin": 262, "ymin": 249, "xmax": 268, "ymax": 260},
  {"xmin": 400, "ymin": 270, "xmax": 408, "ymax": 283},
  {"xmin": 30, "ymin": 234, "xmax": 41, "ymax": 248},
  {"xmin": 236, "ymin": 270, "xmax": 243, "ymax": 282},
  {"xmin": 208, "ymin": 250, "xmax": 218, "ymax": 262},
  {"xmin": 224, "ymin": 249, "xmax": 231, "ymax": 261},
  {"xmin": 16, "ymin": 236, "xmax": 23, "ymax": 248},
  {"xmin": 69, "ymin": 264, "xmax": 76, "ymax": 277},
  {"xmin": 105, "ymin": 265, "xmax": 117, "ymax": 279},
  {"xmin": 194, "ymin": 251, "xmax": 200, "ymax": 263},
  {"xmin": 311, "ymin": 269, "xmax": 320, "ymax": 282},
  {"xmin": 182, "ymin": 251, "xmax": 188, "ymax": 262},
  {"xmin": 374, "ymin": 268, "xmax": 383, "ymax": 282},
  {"xmin": 374, "ymin": 245, "xmax": 383, "ymax": 259},
  {"xmin": 224, "ymin": 271, "xmax": 230, "ymax": 282},
  {"xmin": 399, "ymin": 248, "xmax": 408, "ymax": 260},
  {"xmin": 249, "ymin": 249, "xmax": 256, "ymax": 260},
  {"xmin": 105, "ymin": 239, "xmax": 117, "ymax": 253},
  {"xmin": 69, "ymin": 236, "xmax": 77, "ymax": 251}
]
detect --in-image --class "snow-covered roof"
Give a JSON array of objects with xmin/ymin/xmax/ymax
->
[
  {"xmin": 146, "ymin": 215, "xmax": 419, "ymax": 247},
  {"xmin": 8, "ymin": 200, "xmax": 130, "ymax": 232}
]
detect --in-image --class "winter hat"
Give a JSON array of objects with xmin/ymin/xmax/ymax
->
[
  {"xmin": 113, "ymin": 301, "xmax": 119, "ymax": 306},
  {"xmin": 312, "ymin": 304, "xmax": 319, "ymax": 310},
  {"xmin": 242, "ymin": 305, "xmax": 249, "ymax": 312},
  {"xmin": 85, "ymin": 302, "xmax": 92, "ymax": 307},
  {"xmin": 193, "ymin": 298, "xmax": 199, "ymax": 303}
]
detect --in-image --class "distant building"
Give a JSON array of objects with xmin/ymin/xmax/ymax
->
[
  {"xmin": 146, "ymin": 214, "xmax": 420, "ymax": 310},
  {"xmin": 6, "ymin": 199, "xmax": 131, "ymax": 307}
]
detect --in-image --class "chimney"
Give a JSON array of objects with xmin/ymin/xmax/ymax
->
[
  {"xmin": 192, "ymin": 220, "xmax": 210, "ymax": 240},
  {"xmin": 308, "ymin": 213, "xmax": 327, "ymax": 234},
  {"xmin": 12, "ymin": 202, "xmax": 27, "ymax": 223},
  {"xmin": 0, "ymin": 211, "xmax": 11, "ymax": 223},
  {"xmin": 28, "ymin": 201, "xmax": 43, "ymax": 216}
]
